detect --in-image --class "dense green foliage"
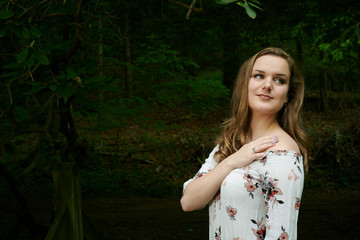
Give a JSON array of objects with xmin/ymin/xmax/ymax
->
[{"xmin": 0, "ymin": 0, "xmax": 359, "ymax": 238}]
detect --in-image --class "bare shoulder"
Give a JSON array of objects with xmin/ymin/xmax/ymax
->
[{"xmin": 267, "ymin": 131, "xmax": 300, "ymax": 153}]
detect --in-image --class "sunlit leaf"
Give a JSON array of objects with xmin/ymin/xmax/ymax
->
[
  {"xmin": 249, "ymin": 0, "xmax": 261, "ymax": 4},
  {"xmin": 215, "ymin": 0, "xmax": 237, "ymax": 4},
  {"xmin": 244, "ymin": 2, "xmax": 256, "ymax": 19},
  {"xmin": 237, "ymin": 1, "xmax": 245, "ymax": 7},
  {"xmin": 248, "ymin": 2, "xmax": 262, "ymax": 10},
  {"xmin": 16, "ymin": 47, "xmax": 29, "ymax": 63}
]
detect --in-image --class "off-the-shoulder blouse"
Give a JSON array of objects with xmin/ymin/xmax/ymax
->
[{"xmin": 183, "ymin": 145, "xmax": 304, "ymax": 240}]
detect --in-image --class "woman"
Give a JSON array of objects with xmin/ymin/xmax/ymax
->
[{"xmin": 181, "ymin": 47, "xmax": 309, "ymax": 240}]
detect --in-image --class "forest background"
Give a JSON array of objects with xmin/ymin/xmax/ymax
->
[{"xmin": 0, "ymin": 0, "xmax": 359, "ymax": 239}]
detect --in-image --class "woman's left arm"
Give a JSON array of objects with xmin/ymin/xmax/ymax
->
[{"xmin": 262, "ymin": 152, "xmax": 304, "ymax": 240}]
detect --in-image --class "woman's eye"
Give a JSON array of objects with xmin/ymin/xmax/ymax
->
[
  {"xmin": 254, "ymin": 74, "xmax": 264, "ymax": 79},
  {"xmin": 274, "ymin": 78, "xmax": 285, "ymax": 84}
]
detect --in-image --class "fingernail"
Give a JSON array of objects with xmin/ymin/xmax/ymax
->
[{"xmin": 271, "ymin": 142, "xmax": 275, "ymax": 144}]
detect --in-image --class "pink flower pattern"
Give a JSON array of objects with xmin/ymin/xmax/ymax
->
[
  {"xmin": 186, "ymin": 148, "xmax": 303, "ymax": 240},
  {"xmin": 295, "ymin": 197, "xmax": 301, "ymax": 210},
  {"xmin": 277, "ymin": 226, "xmax": 289, "ymax": 240},
  {"xmin": 251, "ymin": 218, "xmax": 266, "ymax": 240},
  {"xmin": 288, "ymin": 169, "xmax": 300, "ymax": 181},
  {"xmin": 261, "ymin": 171, "xmax": 284, "ymax": 208},
  {"xmin": 226, "ymin": 205, "xmax": 237, "ymax": 220},
  {"xmin": 243, "ymin": 172, "xmax": 259, "ymax": 199},
  {"xmin": 215, "ymin": 226, "xmax": 221, "ymax": 240}
]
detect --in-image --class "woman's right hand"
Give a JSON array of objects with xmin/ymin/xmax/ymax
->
[
  {"xmin": 181, "ymin": 136, "xmax": 279, "ymax": 212},
  {"xmin": 223, "ymin": 136, "xmax": 279, "ymax": 169}
]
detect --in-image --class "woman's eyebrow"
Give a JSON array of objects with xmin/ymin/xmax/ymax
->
[
  {"xmin": 275, "ymin": 73, "xmax": 289, "ymax": 78},
  {"xmin": 253, "ymin": 69, "xmax": 289, "ymax": 78}
]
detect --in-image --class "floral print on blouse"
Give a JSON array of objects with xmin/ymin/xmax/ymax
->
[{"xmin": 183, "ymin": 146, "xmax": 304, "ymax": 240}]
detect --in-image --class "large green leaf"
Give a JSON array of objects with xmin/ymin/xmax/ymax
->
[
  {"xmin": 0, "ymin": 71, "xmax": 20, "ymax": 79},
  {"xmin": 49, "ymin": 84, "xmax": 58, "ymax": 92},
  {"xmin": 16, "ymin": 47, "xmax": 29, "ymax": 63},
  {"xmin": 34, "ymin": 51, "xmax": 49, "ymax": 65},
  {"xmin": 30, "ymin": 25, "xmax": 41, "ymax": 38},
  {"xmin": 22, "ymin": 27, "xmax": 30, "ymax": 39},
  {"xmin": 66, "ymin": 67, "xmax": 78, "ymax": 79},
  {"xmin": 215, "ymin": 0, "xmax": 237, "ymax": 4},
  {"xmin": 0, "ymin": 10, "xmax": 13, "ymax": 19},
  {"xmin": 25, "ymin": 85, "xmax": 46, "ymax": 95},
  {"xmin": 248, "ymin": 1, "xmax": 262, "ymax": 10},
  {"xmin": 11, "ymin": 25, "xmax": 23, "ymax": 39},
  {"xmin": 13, "ymin": 106, "xmax": 30, "ymax": 122},
  {"xmin": 244, "ymin": 2, "xmax": 256, "ymax": 19},
  {"xmin": 59, "ymin": 87, "xmax": 78, "ymax": 98},
  {"xmin": 24, "ymin": 52, "xmax": 35, "ymax": 66},
  {"xmin": 2, "ymin": 63, "xmax": 20, "ymax": 69},
  {"xmin": 249, "ymin": 0, "xmax": 261, "ymax": 4}
]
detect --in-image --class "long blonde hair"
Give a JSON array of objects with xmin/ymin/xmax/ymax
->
[{"xmin": 216, "ymin": 47, "xmax": 309, "ymax": 172}]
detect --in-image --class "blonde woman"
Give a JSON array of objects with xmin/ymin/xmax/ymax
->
[{"xmin": 181, "ymin": 47, "xmax": 309, "ymax": 240}]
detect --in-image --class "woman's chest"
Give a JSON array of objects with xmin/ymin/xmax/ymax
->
[{"xmin": 220, "ymin": 167, "xmax": 264, "ymax": 203}]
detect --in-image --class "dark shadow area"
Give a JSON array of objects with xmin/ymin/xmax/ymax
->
[{"xmin": 1, "ymin": 190, "xmax": 358, "ymax": 240}]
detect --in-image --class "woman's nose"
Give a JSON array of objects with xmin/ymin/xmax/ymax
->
[{"xmin": 262, "ymin": 77, "xmax": 272, "ymax": 91}]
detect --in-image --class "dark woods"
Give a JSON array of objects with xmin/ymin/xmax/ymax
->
[{"xmin": 0, "ymin": 0, "xmax": 359, "ymax": 239}]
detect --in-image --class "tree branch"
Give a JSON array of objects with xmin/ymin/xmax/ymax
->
[
  {"xmin": 186, "ymin": 0, "xmax": 198, "ymax": 20},
  {"xmin": 51, "ymin": 0, "xmax": 84, "ymax": 67},
  {"xmin": 169, "ymin": 0, "xmax": 203, "ymax": 16}
]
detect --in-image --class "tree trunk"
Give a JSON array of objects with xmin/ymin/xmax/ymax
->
[
  {"xmin": 319, "ymin": 51, "xmax": 329, "ymax": 112},
  {"xmin": 45, "ymin": 163, "xmax": 83, "ymax": 240},
  {"xmin": 296, "ymin": 37, "xmax": 303, "ymax": 66},
  {"xmin": 358, "ymin": 41, "xmax": 360, "ymax": 74},
  {"xmin": 98, "ymin": 17, "xmax": 104, "ymax": 104},
  {"xmin": 221, "ymin": 7, "xmax": 241, "ymax": 91},
  {"xmin": 123, "ymin": 0, "xmax": 133, "ymax": 98},
  {"xmin": 97, "ymin": 17, "xmax": 105, "ymax": 123}
]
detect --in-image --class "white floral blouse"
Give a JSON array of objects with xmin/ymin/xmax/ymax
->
[{"xmin": 183, "ymin": 145, "xmax": 304, "ymax": 240}]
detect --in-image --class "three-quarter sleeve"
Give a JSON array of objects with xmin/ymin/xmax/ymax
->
[
  {"xmin": 260, "ymin": 151, "xmax": 304, "ymax": 240},
  {"xmin": 182, "ymin": 145, "xmax": 219, "ymax": 192}
]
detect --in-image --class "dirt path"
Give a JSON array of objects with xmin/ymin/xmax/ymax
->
[{"xmin": 26, "ymin": 190, "xmax": 360, "ymax": 240}]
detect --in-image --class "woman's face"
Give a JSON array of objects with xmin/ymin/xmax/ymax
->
[{"xmin": 248, "ymin": 55, "xmax": 290, "ymax": 116}]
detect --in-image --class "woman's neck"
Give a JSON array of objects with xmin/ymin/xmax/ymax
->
[{"xmin": 248, "ymin": 113, "xmax": 280, "ymax": 141}]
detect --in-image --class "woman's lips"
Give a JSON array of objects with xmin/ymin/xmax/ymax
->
[{"xmin": 257, "ymin": 94, "xmax": 273, "ymax": 100}]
